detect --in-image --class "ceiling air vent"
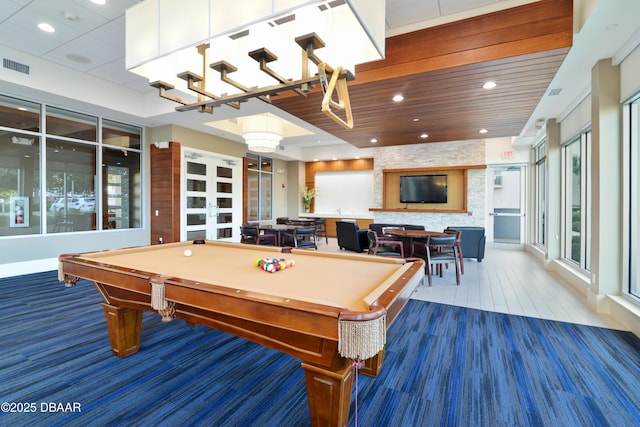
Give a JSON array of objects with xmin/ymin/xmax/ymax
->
[
  {"xmin": 3, "ymin": 58, "xmax": 30, "ymax": 75},
  {"xmin": 548, "ymin": 88, "xmax": 562, "ymax": 96}
]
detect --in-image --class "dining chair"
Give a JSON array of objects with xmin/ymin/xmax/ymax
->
[
  {"xmin": 314, "ymin": 219, "xmax": 328, "ymax": 244},
  {"xmin": 413, "ymin": 234, "xmax": 460, "ymax": 286},
  {"xmin": 381, "ymin": 226, "xmax": 404, "ymax": 237},
  {"xmin": 281, "ymin": 226, "xmax": 318, "ymax": 249},
  {"xmin": 367, "ymin": 230, "xmax": 404, "ymax": 258},
  {"xmin": 443, "ymin": 228, "xmax": 464, "ymax": 274},
  {"xmin": 240, "ymin": 224, "xmax": 277, "ymax": 246}
]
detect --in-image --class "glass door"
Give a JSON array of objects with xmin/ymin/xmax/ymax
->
[
  {"xmin": 488, "ymin": 165, "xmax": 526, "ymax": 245},
  {"xmin": 182, "ymin": 151, "xmax": 241, "ymax": 242}
]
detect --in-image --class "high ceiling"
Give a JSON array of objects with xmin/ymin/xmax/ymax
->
[
  {"xmin": 1, "ymin": 0, "xmax": 640, "ymax": 160},
  {"xmin": 273, "ymin": 0, "xmax": 572, "ymax": 148}
]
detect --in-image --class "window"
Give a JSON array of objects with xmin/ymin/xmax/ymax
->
[
  {"xmin": 562, "ymin": 131, "xmax": 591, "ymax": 270},
  {"xmin": 245, "ymin": 154, "xmax": 272, "ymax": 222},
  {"xmin": 0, "ymin": 131, "xmax": 41, "ymax": 235},
  {"xmin": 0, "ymin": 93, "xmax": 142, "ymax": 237},
  {"xmin": 629, "ymin": 99, "xmax": 640, "ymax": 298},
  {"xmin": 101, "ymin": 120, "xmax": 142, "ymax": 229},
  {"xmin": 46, "ymin": 139, "xmax": 97, "ymax": 233},
  {"xmin": 46, "ymin": 106, "xmax": 97, "ymax": 142},
  {"xmin": 0, "ymin": 95, "xmax": 41, "ymax": 236},
  {"xmin": 534, "ymin": 141, "xmax": 546, "ymax": 247},
  {"xmin": 103, "ymin": 147, "xmax": 141, "ymax": 229}
]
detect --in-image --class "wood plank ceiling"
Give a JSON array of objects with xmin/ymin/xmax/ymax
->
[{"xmin": 272, "ymin": 0, "xmax": 573, "ymax": 148}]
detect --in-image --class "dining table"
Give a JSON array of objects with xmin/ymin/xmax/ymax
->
[
  {"xmin": 383, "ymin": 229, "xmax": 447, "ymax": 257},
  {"xmin": 259, "ymin": 224, "xmax": 307, "ymax": 246}
]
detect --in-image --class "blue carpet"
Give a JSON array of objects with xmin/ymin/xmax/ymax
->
[{"xmin": 0, "ymin": 271, "xmax": 639, "ymax": 426}]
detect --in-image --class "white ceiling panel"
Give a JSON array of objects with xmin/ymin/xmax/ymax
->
[
  {"xmin": 0, "ymin": 21, "xmax": 61, "ymax": 56},
  {"xmin": 89, "ymin": 17, "xmax": 125, "ymax": 49},
  {"xmin": 385, "ymin": 0, "xmax": 441, "ymax": 29},
  {"xmin": 439, "ymin": 0, "xmax": 499, "ymax": 15},
  {"xmin": 70, "ymin": 0, "xmax": 141, "ymax": 21},
  {"xmin": 27, "ymin": 0, "xmax": 109, "ymax": 32},
  {"xmin": 43, "ymin": 33, "xmax": 122, "ymax": 72},
  {"xmin": 88, "ymin": 58, "xmax": 144, "ymax": 87},
  {"xmin": 0, "ymin": 0, "xmax": 27, "ymax": 21}
]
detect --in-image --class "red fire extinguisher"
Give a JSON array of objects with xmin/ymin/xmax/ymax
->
[{"xmin": 15, "ymin": 202, "xmax": 24, "ymax": 224}]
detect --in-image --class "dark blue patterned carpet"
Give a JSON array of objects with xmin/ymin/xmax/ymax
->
[{"xmin": 1, "ymin": 271, "xmax": 639, "ymax": 426}]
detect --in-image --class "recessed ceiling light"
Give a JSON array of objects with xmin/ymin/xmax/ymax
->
[
  {"xmin": 482, "ymin": 81, "xmax": 497, "ymax": 89},
  {"xmin": 38, "ymin": 23, "xmax": 55, "ymax": 33},
  {"xmin": 354, "ymin": 156, "xmax": 360, "ymax": 159},
  {"xmin": 420, "ymin": 133, "xmax": 429, "ymax": 139},
  {"xmin": 370, "ymin": 138, "xmax": 378, "ymax": 143},
  {"xmin": 91, "ymin": 0, "xmax": 107, "ymax": 5},
  {"xmin": 479, "ymin": 129, "xmax": 488, "ymax": 134},
  {"xmin": 392, "ymin": 94, "xmax": 404, "ymax": 102}
]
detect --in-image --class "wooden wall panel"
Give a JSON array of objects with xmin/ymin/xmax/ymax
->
[{"xmin": 150, "ymin": 142, "xmax": 181, "ymax": 244}]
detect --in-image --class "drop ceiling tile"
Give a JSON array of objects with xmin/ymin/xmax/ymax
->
[
  {"xmin": 89, "ymin": 17, "xmax": 125, "ymax": 50},
  {"xmin": 42, "ymin": 33, "xmax": 121, "ymax": 71},
  {"xmin": 439, "ymin": 0, "xmax": 499, "ymax": 15},
  {"xmin": 5, "ymin": 6, "xmax": 84, "ymax": 46},
  {"xmin": 71, "ymin": 0, "xmax": 140, "ymax": 21},
  {"xmin": 89, "ymin": 58, "xmax": 140, "ymax": 86},
  {"xmin": 385, "ymin": 0, "xmax": 441, "ymax": 29},
  {"xmin": 0, "ymin": 21, "xmax": 60, "ymax": 57},
  {"xmin": 0, "ymin": 0, "xmax": 28, "ymax": 21}
]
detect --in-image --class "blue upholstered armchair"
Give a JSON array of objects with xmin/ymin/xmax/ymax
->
[{"xmin": 336, "ymin": 221, "xmax": 369, "ymax": 252}]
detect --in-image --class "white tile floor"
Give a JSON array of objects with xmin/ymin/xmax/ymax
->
[{"xmin": 317, "ymin": 238, "xmax": 625, "ymax": 330}]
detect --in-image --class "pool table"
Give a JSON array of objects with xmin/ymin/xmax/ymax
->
[{"xmin": 59, "ymin": 240, "xmax": 424, "ymax": 427}]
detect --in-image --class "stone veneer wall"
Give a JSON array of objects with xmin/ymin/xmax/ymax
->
[{"xmin": 373, "ymin": 140, "xmax": 486, "ymax": 231}]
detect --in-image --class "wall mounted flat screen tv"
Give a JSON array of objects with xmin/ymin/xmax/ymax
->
[{"xmin": 400, "ymin": 174, "xmax": 448, "ymax": 203}]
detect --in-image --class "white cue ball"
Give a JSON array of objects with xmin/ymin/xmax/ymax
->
[{"xmin": 183, "ymin": 249, "xmax": 192, "ymax": 257}]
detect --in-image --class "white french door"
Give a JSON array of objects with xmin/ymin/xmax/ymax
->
[{"xmin": 182, "ymin": 150, "xmax": 241, "ymax": 242}]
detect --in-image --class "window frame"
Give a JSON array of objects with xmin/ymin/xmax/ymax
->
[
  {"xmin": 627, "ymin": 98, "xmax": 640, "ymax": 299},
  {"xmin": 561, "ymin": 130, "xmax": 592, "ymax": 272},
  {"xmin": 533, "ymin": 140, "xmax": 546, "ymax": 247}
]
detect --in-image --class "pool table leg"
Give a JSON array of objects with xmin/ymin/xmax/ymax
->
[
  {"xmin": 302, "ymin": 361, "xmax": 354, "ymax": 427},
  {"xmin": 359, "ymin": 350, "xmax": 384, "ymax": 378},
  {"xmin": 101, "ymin": 303, "xmax": 142, "ymax": 358}
]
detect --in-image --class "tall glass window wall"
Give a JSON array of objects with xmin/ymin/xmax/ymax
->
[
  {"xmin": 562, "ymin": 131, "xmax": 591, "ymax": 271},
  {"xmin": 245, "ymin": 154, "xmax": 273, "ymax": 222},
  {"xmin": 0, "ymin": 93, "xmax": 142, "ymax": 237},
  {"xmin": 534, "ymin": 141, "xmax": 546, "ymax": 247},
  {"xmin": 629, "ymin": 98, "xmax": 640, "ymax": 299}
]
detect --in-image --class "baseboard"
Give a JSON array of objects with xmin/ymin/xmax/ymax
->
[
  {"xmin": 606, "ymin": 295, "xmax": 640, "ymax": 337},
  {"xmin": 0, "ymin": 258, "xmax": 58, "ymax": 278}
]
